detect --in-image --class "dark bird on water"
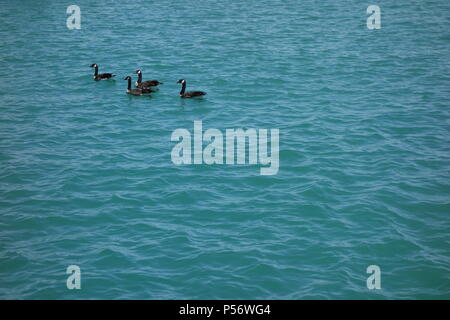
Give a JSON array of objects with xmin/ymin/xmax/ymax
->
[
  {"xmin": 90, "ymin": 64, "xmax": 115, "ymax": 81},
  {"xmin": 134, "ymin": 69, "xmax": 163, "ymax": 88},
  {"xmin": 177, "ymin": 79, "xmax": 206, "ymax": 98},
  {"xmin": 123, "ymin": 76, "xmax": 153, "ymax": 96}
]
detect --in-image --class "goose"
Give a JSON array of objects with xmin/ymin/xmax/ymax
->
[
  {"xmin": 123, "ymin": 76, "xmax": 153, "ymax": 96},
  {"xmin": 134, "ymin": 69, "xmax": 163, "ymax": 88},
  {"xmin": 90, "ymin": 64, "xmax": 115, "ymax": 81},
  {"xmin": 177, "ymin": 79, "xmax": 206, "ymax": 98}
]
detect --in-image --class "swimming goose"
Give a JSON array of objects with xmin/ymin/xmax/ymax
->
[
  {"xmin": 90, "ymin": 64, "xmax": 115, "ymax": 81},
  {"xmin": 123, "ymin": 76, "xmax": 153, "ymax": 96},
  {"xmin": 134, "ymin": 69, "xmax": 163, "ymax": 88},
  {"xmin": 177, "ymin": 79, "xmax": 206, "ymax": 98}
]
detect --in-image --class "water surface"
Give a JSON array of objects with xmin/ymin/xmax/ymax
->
[{"xmin": 0, "ymin": 0, "xmax": 449, "ymax": 299}]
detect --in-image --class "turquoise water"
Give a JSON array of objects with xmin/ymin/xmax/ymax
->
[{"xmin": 1, "ymin": 0, "xmax": 449, "ymax": 299}]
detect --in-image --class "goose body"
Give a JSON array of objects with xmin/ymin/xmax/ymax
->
[
  {"xmin": 90, "ymin": 64, "xmax": 115, "ymax": 81},
  {"xmin": 134, "ymin": 69, "xmax": 163, "ymax": 88},
  {"xmin": 177, "ymin": 79, "xmax": 206, "ymax": 98},
  {"xmin": 124, "ymin": 76, "xmax": 153, "ymax": 96}
]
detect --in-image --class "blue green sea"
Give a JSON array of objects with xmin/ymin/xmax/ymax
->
[{"xmin": 0, "ymin": 0, "xmax": 449, "ymax": 299}]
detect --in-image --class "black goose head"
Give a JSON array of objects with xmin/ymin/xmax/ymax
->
[
  {"xmin": 90, "ymin": 64, "xmax": 98, "ymax": 68},
  {"xmin": 134, "ymin": 69, "xmax": 142, "ymax": 74},
  {"xmin": 177, "ymin": 79, "xmax": 186, "ymax": 84},
  {"xmin": 123, "ymin": 76, "xmax": 132, "ymax": 80}
]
